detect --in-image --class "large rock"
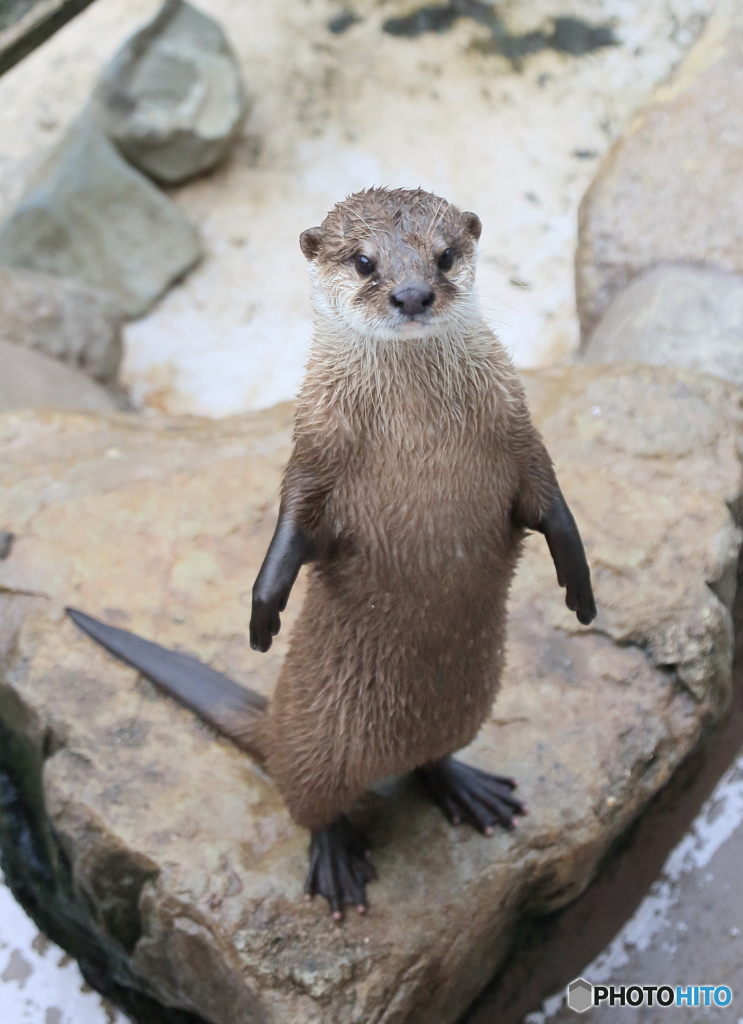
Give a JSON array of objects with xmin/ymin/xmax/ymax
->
[
  {"xmin": 0, "ymin": 113, "xmax": 202, "ymax": 318},
  {"xmin": 576, "ymin": 0, "xmax": 743, "ymax": 338},
  {"xmin": 0, "ymin": 365, "xmax": 741, "ymax": 1024},
  {"xmin": 582, "ymin": 265, "xmax": 743, "ymax": 387},
  {"xmin": 0, "ymin": 338, "xmax": 120, "ymax": 414},
  {"xmin": 0, "ymin": 267, "xmax": 124, "ymax": 382},
  {"xmin": 94, "ymin": 0, "xmax": 249, "ymax": 185}
]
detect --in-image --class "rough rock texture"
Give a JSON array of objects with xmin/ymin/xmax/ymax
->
[
  {"xmin": 0, "ymin": 113, "xmax": 202, "ymax": 318},
  {"xmin": 0, "ymin": 338, "xmax": 120, "ymax": 414},
  {"xmin": 576, "ymin": 0, "xmax": 743, "ymax": 339},
  {"xmin": 582, "ymin": 265, "xmax": 743, "ymax": 387},
  {"xmin": 0, "ymin": 267, "xmax": 124, "ymax": 382},
  {"xmin": 0, "ymin": 364, "xmax": 741, "ymax": 1024},
  {"xmin": 94, "ymin": 0, "xmax": 248, "ymax": 185}
]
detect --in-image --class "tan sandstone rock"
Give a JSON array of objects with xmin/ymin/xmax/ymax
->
[
  {"xmin": 581, "ymin": 266, "xmax": 743, "ymax": 388},
  {"xmin": 0, "ymin": 364, "xmax": 741, "ymax": 1024},
  {"xmin": 576, "ymin": 0, "xmax": 743, "ymax": 338}
]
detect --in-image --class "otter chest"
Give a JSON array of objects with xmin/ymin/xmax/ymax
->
[{"xmin": 323, "ymin": 416, "xmax": 518, "ymax": 572}]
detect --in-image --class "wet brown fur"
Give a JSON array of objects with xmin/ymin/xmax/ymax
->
[{"xmin": 245, "ymin": 188, "xmax": 559, "ymax": 830}]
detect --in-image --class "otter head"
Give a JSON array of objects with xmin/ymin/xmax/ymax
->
[{"xmin": 300, "ymin": 188, "xmax": 482, "ymax": 341}]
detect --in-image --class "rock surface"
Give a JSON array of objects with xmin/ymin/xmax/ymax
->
[
  {"xmin": 0, "ymin": 338, "xmax": 121, "ymax": 414},
  {"xmin": 0, "ymin": 364, "xmax": 741, "ymax": 1024},
  {"xmin": 94, "ymin": 0, "xmax": 248, "ymax": 185},
  {"xmin": 575, "ymin": 0, "xmax": 743, "ymax": 338},
  {"xmin": 582, "ymin": 265, "xmax": 743, "ymax": 387},
  {"xmin": 0, "ymin": 113, "xmax": 202, "ymax": 318},
  {"xmin": 0, "ymin": 267, "xmax": 124, "ymax": 382}
]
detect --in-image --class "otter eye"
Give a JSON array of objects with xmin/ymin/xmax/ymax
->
[
  {"xmin": 354, "ymin": 254, "xmax": 375, "ymax": 276},
  {"xmin": 437, "ymin": 248, "xmax": 454, "ymax": 271}
]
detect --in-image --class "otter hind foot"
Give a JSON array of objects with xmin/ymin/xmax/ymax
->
[
  {"xmin": 416, "ymin": 757, "xmax": 526, "ymax": 834},
  {"xmin": 304, "ymin": 815, "xmax": 377, "ymax": 920}
]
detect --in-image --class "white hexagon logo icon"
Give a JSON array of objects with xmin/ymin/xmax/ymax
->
[{"xmin": 567, "ymin": 977, "xmax": 593, "ymax": 1013}]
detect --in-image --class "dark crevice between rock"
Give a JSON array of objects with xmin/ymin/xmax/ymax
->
[
  {"xmin": 382, "ymin": 1, "xmax": 618, "ymax": 67},
  {"xmin": 89, "ymin": 846, "xmax": 160, "ymax": 956},
  {"xmin": 0, "ymin": 718, "xmax": 209, "ymax": 1024},
  {"xmin": 459, "ymin": 551, "xmax": 743, "ymax": 1024},
  {"xmin": 0, "ymin": 530, "xmax": 14, "ymax": 560}
]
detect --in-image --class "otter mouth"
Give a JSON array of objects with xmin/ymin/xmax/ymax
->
[
  {"xmin": 393, "ymin": 316, "xmax": 437, "ymax": 337},
  {"xmin": 366, "ymin": 313, "xmax": 447, "ymax": 342},
  {"xmin": 369, "ymin": 319, "xmax": 439, "ymax": 342}
]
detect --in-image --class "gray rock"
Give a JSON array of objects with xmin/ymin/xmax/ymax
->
[
  {"xmin": 0, "ymin": 365, "xmax": 740, "ymax": 1024},
  {"xmin": 0, "ymin": 113, "xmax": 202, "ymax": 318},
  {"xmin": 94, "ymin": 0, "xmax": 249, "ymax": 185},
  {"xmin": 0, "ymin": 337, "xmax": 120, "ymax": 413},
  {"xmin": 582, "ymin": 265, "xmax": 743, "ymax": 387},
  {"xmin": 0, "ymin": 267, "xmax": 124, "ymax": 382},
  {"xmin": 576, "ymin": 1, "xmax": 743, "ymax": 339}
]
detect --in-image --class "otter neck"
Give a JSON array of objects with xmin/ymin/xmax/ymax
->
[{"xmin": 302, "ymin": 305, "xmax": 504, "ymax": 433}]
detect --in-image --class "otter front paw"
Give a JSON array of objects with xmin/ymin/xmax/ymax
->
[
  {"xmin": 249, "ymin": 596, "xmax": 281, "ymax": 652},
  {"xmin": 563, "ymin": 565, "xmax": 597, "ymax": 626}
]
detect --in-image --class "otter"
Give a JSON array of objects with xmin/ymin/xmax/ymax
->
[{"xmin": 68, "ymin": 187, "xmax": 596, "ymax": 920}]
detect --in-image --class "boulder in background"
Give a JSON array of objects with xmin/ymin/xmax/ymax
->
[
  {"xmin": 94, "ymin": 0, "xmax": 249, "ymax": 185},
  {"xmin": 581, "ymin": 265, "xmax": 743, "ymax": 387},
  {"xmin": 0, "ymin": 113, "xmax": 202, "ymax": 318},
  {"xmin": 0, "ymin": 338, "xmax": 121, "ymax": 413},
  {"xmin": 0, "ymin": 267, "xmax": 124, "ymax": 382},
  {"xmin": 576, "ymin": 1, "xmax": 743, "ymax": 338}
]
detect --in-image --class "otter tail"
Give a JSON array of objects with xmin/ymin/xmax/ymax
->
[{"xmin": 66, "ymin": 609, "xmax": 268, "ymax": 763}]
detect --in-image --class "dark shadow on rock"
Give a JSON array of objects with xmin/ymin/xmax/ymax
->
[
  {"xmin": 382, "ymin": 2, "xmax": 618, "ymax": 68},
  {"xmin": 0, "ymin": 531, "xmax": 14, "ymax": 560},
  {"xmin": 0, "ymin": 721, "xmax": 209, "ymax": 1024},
  {"xmin": 460, "ymin": 556, "xmax": 743, "ymax": 1024}
]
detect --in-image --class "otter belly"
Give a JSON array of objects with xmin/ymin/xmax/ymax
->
[{"xmin": 266, "ymin": 526, "xmax": 519, "ymax": 830}]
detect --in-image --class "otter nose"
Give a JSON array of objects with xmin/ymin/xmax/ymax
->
[{"xmin": 390, "ymin": 285, "xmax": 435, "ymax": 316}]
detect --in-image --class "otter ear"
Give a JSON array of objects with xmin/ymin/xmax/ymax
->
[
  {"xmin": 462, "ymin": 212, "xmax": 482, "ymax": 242},
  {"xmin": 300, "ymin": 227, "xmax": 324, "ymax": 261}
]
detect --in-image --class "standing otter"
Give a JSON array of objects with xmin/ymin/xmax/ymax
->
[{"xmin": 69, "ymin": 187, "xmax": 596, "ymax": 919}]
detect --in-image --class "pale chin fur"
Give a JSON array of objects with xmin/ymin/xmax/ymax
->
[{"xmin": 372, "ymin": 320, "xmax": 441, "ymax": 341}]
